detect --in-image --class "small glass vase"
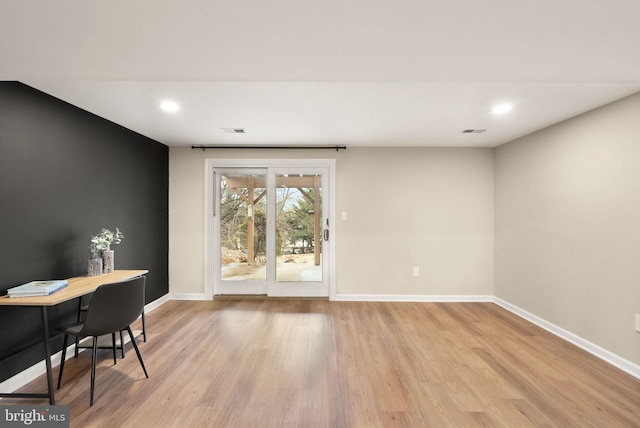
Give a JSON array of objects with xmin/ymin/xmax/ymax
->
[
  {"xmin": 88, "ymin": 257, "xmax": 103, "ymax": 276},
  {"xmin": 102, "ymin": 250, "xmax": 114, "ymax": 273}
]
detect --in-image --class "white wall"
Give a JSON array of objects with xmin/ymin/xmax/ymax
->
[
  {"xmin": 336, "ymin": 148, "xmax": 494, "ymax": 296},
  {"xmin": 495, "ymin": 92, "xmax": 640, "ymax": 365},
  {"xmin": 169, "ymin": 147, "xmax": 494, "ymax": 297}
]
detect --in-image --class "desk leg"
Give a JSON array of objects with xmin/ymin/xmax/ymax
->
[{"xmin": 41, "ymin": 307, "xmax": 56, "ymax": 405}]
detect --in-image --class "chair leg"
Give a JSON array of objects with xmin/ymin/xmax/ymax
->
[
  {"xmin": 119, "ymin": 330, "xmax": 125, "ymax": 358},
  {"xmin": 126, "ymin": 327, "xmax": 148, "ymax": 378},
  {"xmin": 57, "ymin": 334, "xmax": 69, "ymax": 389},
  {"xmin": 141, "ymin": 310, "xmax": 147, "ymax": 342},
  {"xmin": 75, "ymin": 299, "xmax": 82, "ymax": 358},
  {"xmin": 90, "ymin": 337, "xmax": 98, "ymax": 406},
  {"xmin": 111, "ymin": 333, "xmax": 117, "ymax": 365}
]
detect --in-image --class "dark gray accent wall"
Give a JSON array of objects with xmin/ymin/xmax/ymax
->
[{"xmin": 0, "ymin": 82, "xmax": 169, "ymax": 382}]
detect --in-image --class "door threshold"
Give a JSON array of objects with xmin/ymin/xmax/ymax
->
[{"xmin": 214, "ymin": 294, "xmax": 328, "ymax": 301}]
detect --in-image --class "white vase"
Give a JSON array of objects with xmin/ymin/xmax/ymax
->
[
  {"xmin": 102, "ymin": 250, "xmax": 114, "ymax": 273},
  {"xmin": 88, "ymin": 257, "xmax": 103, "ymax": 276}
]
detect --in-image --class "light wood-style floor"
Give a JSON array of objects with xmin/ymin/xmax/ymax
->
[{"xmin": 5, "ymin": 300, "xmax": 640, "ymax": 427}]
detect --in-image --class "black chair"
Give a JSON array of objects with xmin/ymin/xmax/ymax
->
[
  {"xmin": 74, "ymin": 294, "xmax": 147, "ymax": 358},
  {"xmin": 74, "ymin": 299, "xmax": 126, "ymax": 358},
  {"xmin": 57, "ymin": 276, "xmax": 149, "ymax": 406}
]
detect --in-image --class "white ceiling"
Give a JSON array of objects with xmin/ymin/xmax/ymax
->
[{"xmin": 2, "ymin": 0, "xmax": 640, "ymax": 148}]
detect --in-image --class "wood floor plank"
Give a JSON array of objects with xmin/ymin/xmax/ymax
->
[{"xmin": 3, "ymin": 300, "xmax": 640, "ymax": 427}]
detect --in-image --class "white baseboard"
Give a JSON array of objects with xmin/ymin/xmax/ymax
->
[
  {"xmin": 0, "ymin": 295, "xmax": 171, "ymax": 396},
  {"xmin": 169, "ymin": 292, "xmax": 210, "ymax": 301},
  {"xmin": 145, "ymin": 293, "xmax": 171, "ymax": 312},
  {"xmin": 493, "ymin": 297, "xmax": 640, "ymax": 380},
  {"xmin": 0, "ymin": 338, "xmax": 77, "ymax": 397},
  {"xmin": 333, "ymin": 294, "xmax": 493, "ymax": 302}
]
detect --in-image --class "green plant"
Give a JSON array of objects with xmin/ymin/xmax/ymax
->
[{"xmin": 89, "ymin": 227, "xmax": 124, "ymax": 258}]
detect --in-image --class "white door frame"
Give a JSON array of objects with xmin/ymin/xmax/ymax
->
[{"xmin": 204, "ymin": 158, "xmax": 336, "ymax": 299}]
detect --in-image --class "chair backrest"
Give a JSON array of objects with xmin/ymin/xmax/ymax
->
[{"xmin": 81, "ymin": 276, "xmax": 146, "ymax": 337}]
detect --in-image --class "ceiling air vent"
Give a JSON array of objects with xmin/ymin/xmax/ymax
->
[
  {"xmin": 461, "ymin": 129, "xmax": 487, "ymax": 134},
  {"xmin": 220, "ymin": 128, "xmax": 245, "ymax": 134}
]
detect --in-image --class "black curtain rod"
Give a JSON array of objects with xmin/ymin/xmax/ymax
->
[{"xmin": 191, "ymin": 145, "xmax": 346, "ymax": 151}]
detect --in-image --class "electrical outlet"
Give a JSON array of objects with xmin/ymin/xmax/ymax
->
[
  {"xmin": 412, "ymin": 267, "xmax": 420, "ymax": 277},
  {"xmin": 635, "ymin": 314, "xmax": 640, "ymax": 333}
]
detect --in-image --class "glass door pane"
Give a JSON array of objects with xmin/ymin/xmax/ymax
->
[
  {"xmin": 275, "ymin": 174, "xmax": 322, "ymax": 282},
  {"xmin": 219, "ymin": 171, "xmax": 267, "ymax": 282},
  {"xmin": 210, "ymin": 162, "xmax": 331, "ymax": 298}
]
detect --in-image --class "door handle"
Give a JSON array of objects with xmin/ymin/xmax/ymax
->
[{"xmin": 324, "ymin": 229, "xmax": 329, "ymax": 241}]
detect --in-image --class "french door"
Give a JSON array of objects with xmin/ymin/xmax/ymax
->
[{"xmin": 206, "ymin": 160, "xmax": 333, "ymax": 297}]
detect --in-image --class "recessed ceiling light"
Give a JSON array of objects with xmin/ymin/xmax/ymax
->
[
  {"xmin": 492, "ymin": 103, "xmax": 513, "ymax": 115},
  {"xmin": 159, "ymin": 100, "xmax": 180, "ymax": 113}
]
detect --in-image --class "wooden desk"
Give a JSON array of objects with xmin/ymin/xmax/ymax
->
[{"xmin": 0, "ymin": 269, "xmax": 148, "ymax": 404}]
